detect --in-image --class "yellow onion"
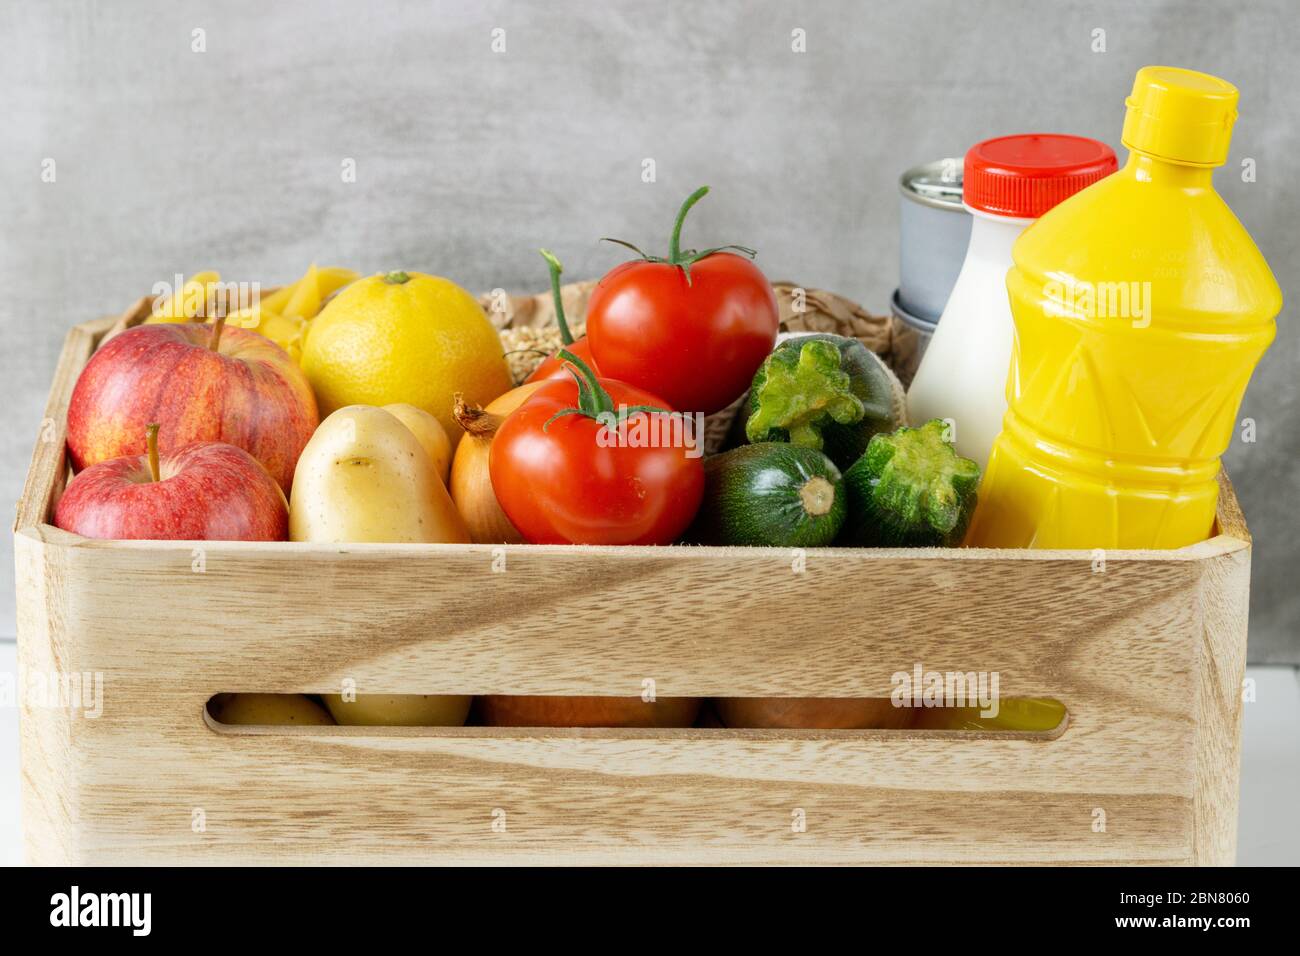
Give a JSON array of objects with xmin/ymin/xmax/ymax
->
[{"xmin": 450, "ymin": 382, "xmax": 544, "ymax": 543}]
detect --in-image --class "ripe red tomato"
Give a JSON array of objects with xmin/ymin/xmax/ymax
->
[
  {"xmin": 490, "ymin": 353, "xmax": 705, "ymax": 545},
  {"xmin": 586, "ymin": 187, "xmax": 779, "ymax": 415}
]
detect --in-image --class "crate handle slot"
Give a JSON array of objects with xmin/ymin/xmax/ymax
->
[{"xmin": 203, "ymin": 693, "xmax": 1068, "ymax": 738}]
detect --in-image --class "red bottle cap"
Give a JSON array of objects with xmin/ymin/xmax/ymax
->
[{"xmin": 963, "ymin": 134, "xmax": 1117, "ymax": 218}]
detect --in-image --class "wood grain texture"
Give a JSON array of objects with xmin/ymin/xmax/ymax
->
[
  {"xmin": 1192, "ymin": 501, "xmax": 1251, "ymax": 865},
  {"xmin": 13, "ymin": 321, "xmax": 1254, "ymax": 865},
  {"xmin": 12, "ymin": 319, "xmax": 106, "ymax": 534}
]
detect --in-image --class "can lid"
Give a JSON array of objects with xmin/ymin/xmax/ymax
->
[
  {"xmin": 963, "ymin": 134, "xmax": 1117, "ymax": 218},
  {"xmin": 899, "ymin": 158, "xmax": 965, "ymax": 212},
  {"xmin": 1121, "ymin": 66, "xmax": 1238, "ymax": 167}
]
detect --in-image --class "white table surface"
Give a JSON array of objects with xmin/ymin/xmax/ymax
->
[{"xmin": 1, "ymin": 641, "xmax": 1295, "ymax": 866}]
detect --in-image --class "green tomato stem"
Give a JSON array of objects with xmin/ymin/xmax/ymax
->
[
  {"xmin": 544, "ymin": 349, "xmax": 670, "ymax": 431},
  {"xmin": 560, "ymin": 348, "xmax": 613, "ymax": 417},
  {"xmin": 599, "ymin": 186, "xmax": 757, "ymax": 280},
  {"xmin": 539, "ymin": 249, "xmax": 573, "ymax": 345},
  {"xmin": 669, "ymin": 186, "xmax": 710, "ymax": 263}
]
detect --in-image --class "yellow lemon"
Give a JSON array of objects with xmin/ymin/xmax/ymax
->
[{"xmin": 301, "ymin": 271, "xmax": 511, "ymax": 447}]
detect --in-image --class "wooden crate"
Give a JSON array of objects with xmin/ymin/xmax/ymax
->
[{"xmin": 14, "ymin": 306, "xmax": 1252, "ymax": 866}]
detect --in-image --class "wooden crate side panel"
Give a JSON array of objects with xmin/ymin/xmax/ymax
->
[
  {"xmin": 14, "ymin": 531, "xmax": 77, "ymax": 864},
  {"xmin": 13, "ymin": 322, "xmax": 106, "ymax": 535},
  {"xmin": 1192, "ymin": 544, "xmax": 1251, "ymax": 864},
  {"xmin": 44, "ymin": 535, "xmax": 1204, "ymax": 865}
]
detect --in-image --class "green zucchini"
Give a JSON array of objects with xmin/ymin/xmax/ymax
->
[
  {"xmin": 688, "ymin": 442, "xmax": 846, "ymax": 547},
  {"xmin": 840, "ymin": 419, "xmax": 980, "ymax": 548},
  {"xmin": 741, "ymin": 333, "xmax": 905, "ymax": 470}
]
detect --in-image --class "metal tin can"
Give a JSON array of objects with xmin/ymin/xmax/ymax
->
[
  {"xmin": 898, "ymin": 159, "xmax": 971, "ymax": 323},
  {"xmin": 889, "ymin": 289, "xmax": 938, "ymax": 389}
]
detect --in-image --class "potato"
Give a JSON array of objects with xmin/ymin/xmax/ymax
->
[
  {"xmin": 214, "ymin": 694, "xmax": 335, "ymax": 726},
  {"xmin": 382, "ymin": 403, "xmax": 452, "ymax": 484},
  {"xmin": 289, "ymin": 405, "xmax": 469, "ymax": 544},
  {"xmin": 322, "ymin": 694, "xmax": 471, "ymax": 727}
]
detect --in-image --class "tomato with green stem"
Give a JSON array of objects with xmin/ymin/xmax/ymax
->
[
  {"xmin": 490, "ymin": 350, "xmax": 705, "ymax": 545},
  {"xmin": 525, "ymin": 249, "xmax": 599, "ymax": 384},
  {"xmin": 586, "ymin": 185, "xmax": 780, "ymax": 415}
]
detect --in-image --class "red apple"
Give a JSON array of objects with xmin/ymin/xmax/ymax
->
[
  {"xmin": 55, "ymin": 425, "xmax": 288, "ymax": 540},
  {"xmin": 67, "ymin": 319, "xmax": 318, "ymax": 491}
]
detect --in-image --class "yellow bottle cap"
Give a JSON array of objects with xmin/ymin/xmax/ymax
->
[{"xmin": 1121, "ymin": 66, "xmax": 1239, "ymax": 167}]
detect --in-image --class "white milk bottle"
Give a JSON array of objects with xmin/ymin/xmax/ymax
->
[{"xmin": 906, "ymin": 134, "xmax": 1116, "ymax": 469}]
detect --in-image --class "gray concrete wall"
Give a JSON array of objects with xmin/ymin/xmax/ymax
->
[{"xmin": 2, "ymin": 0, "xmax": 1296, "ymax": 659}]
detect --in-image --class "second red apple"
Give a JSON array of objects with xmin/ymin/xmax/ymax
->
[{"xmin": 55, "ymin": 426, "xmax": 288, "ymax": 541}]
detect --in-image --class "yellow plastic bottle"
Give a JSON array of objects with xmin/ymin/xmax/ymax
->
[{"xmin": 967, "ymin": 67, "xmax": 1281, "ymax": 550}]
